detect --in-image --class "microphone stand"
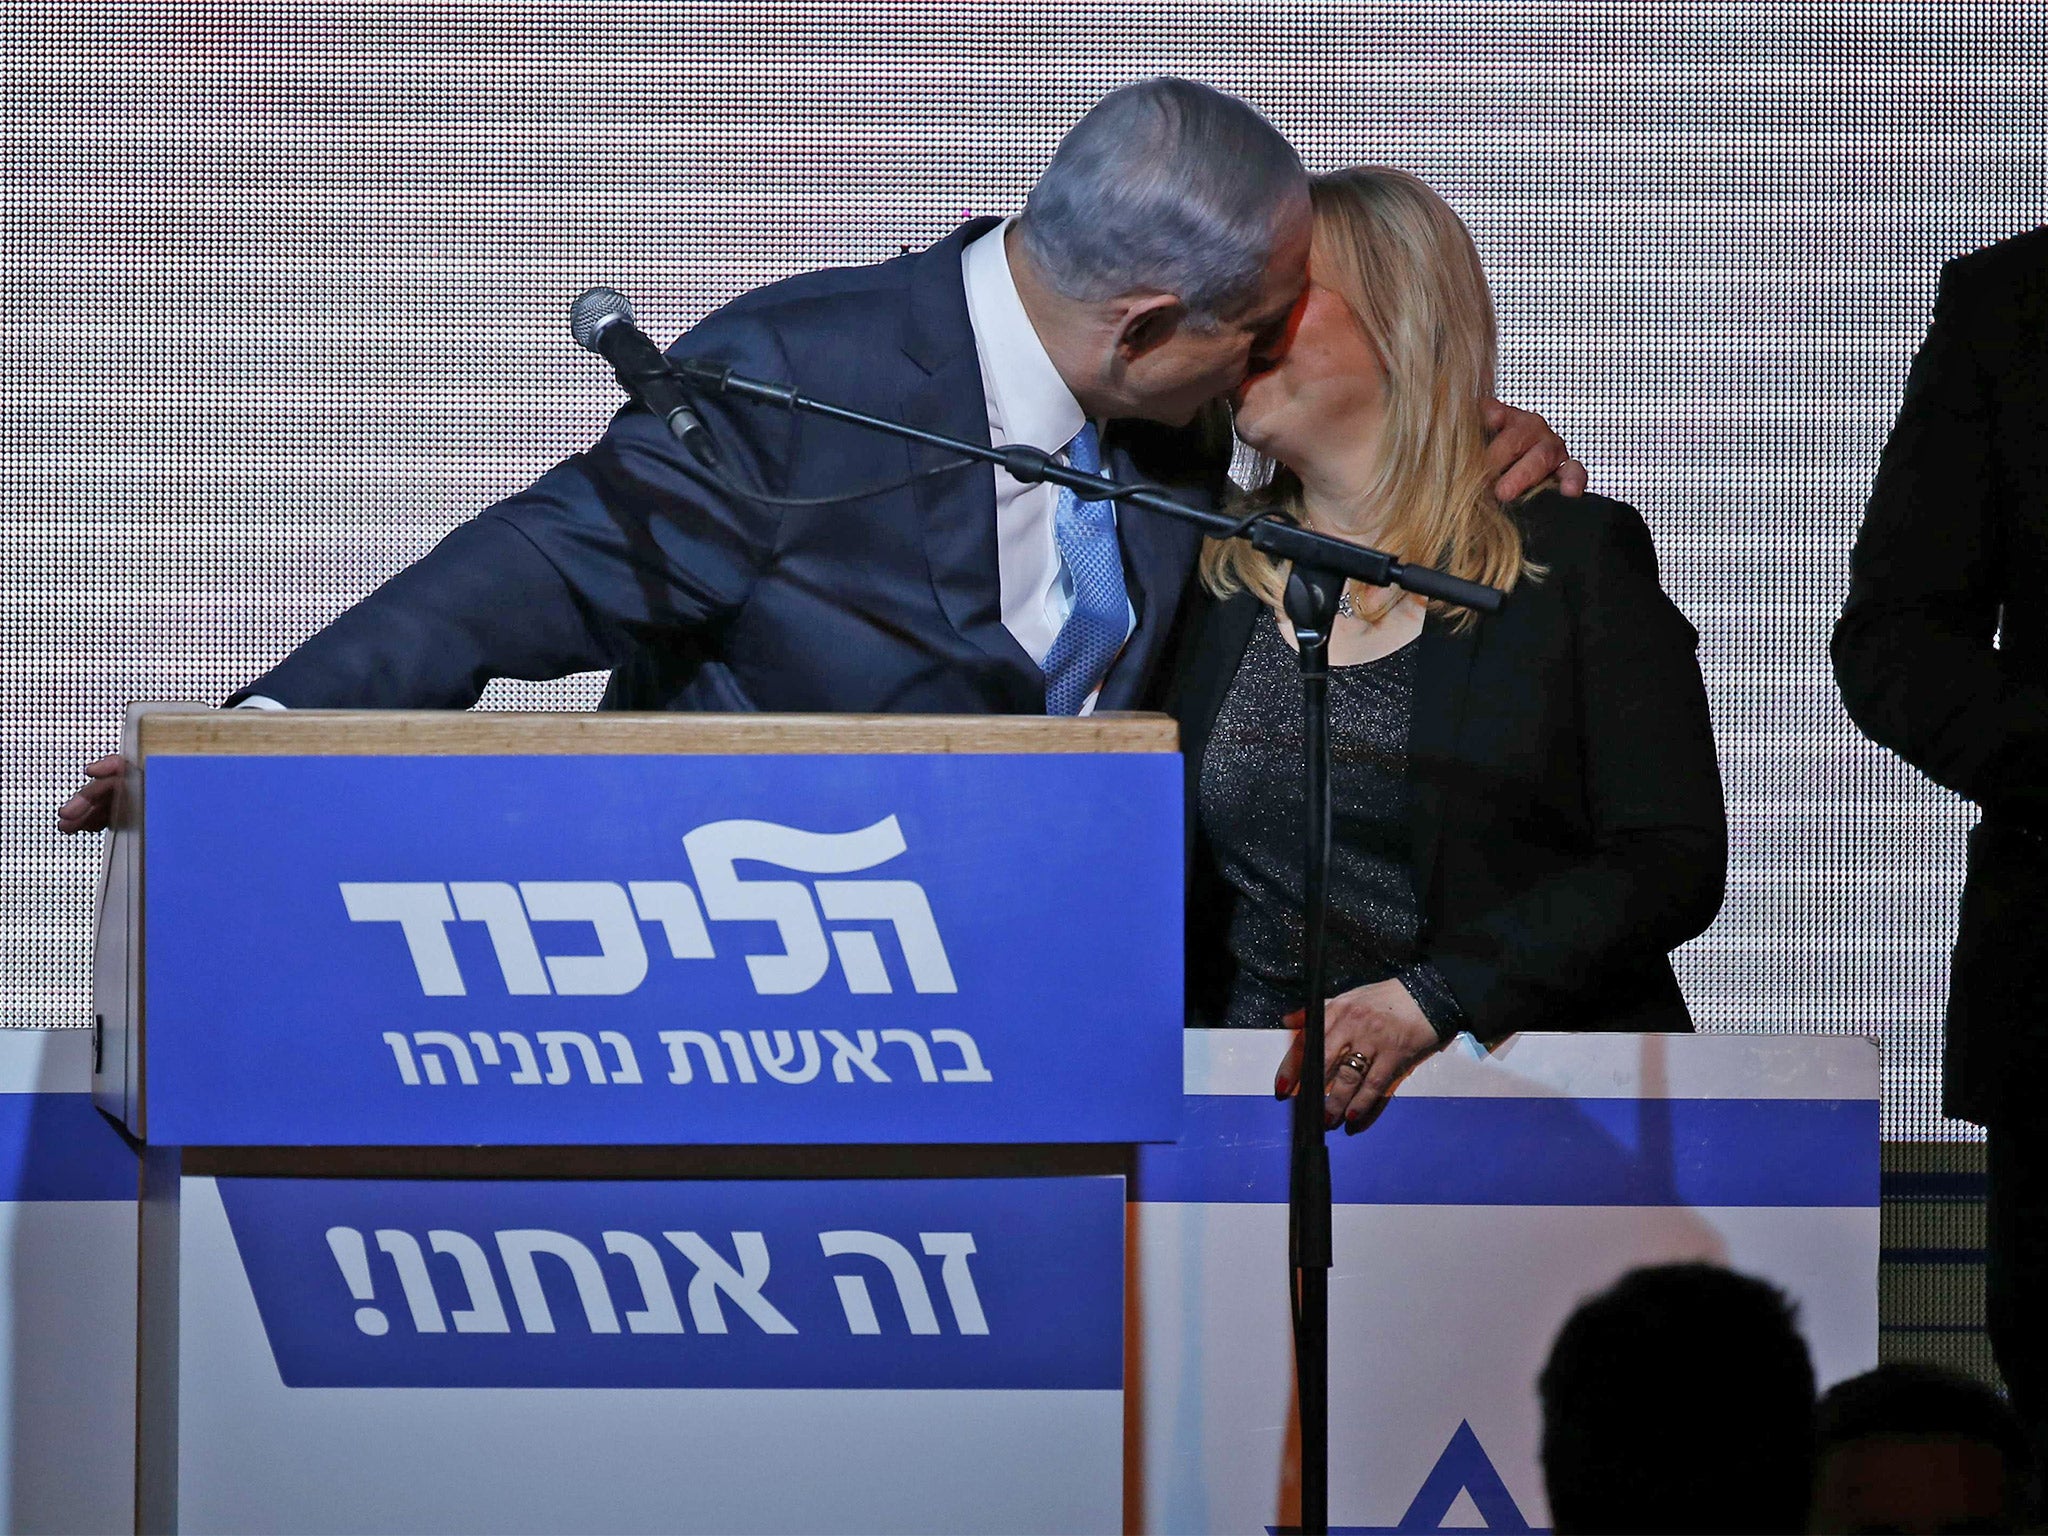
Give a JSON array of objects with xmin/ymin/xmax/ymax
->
[
  {"xmin": 1283, "ymin": 560, "xmax": 1342, "ymax": 1535},
  {"xmin": 672, "ymin": 355, "xmax": 1502, "ymax": 1536}
]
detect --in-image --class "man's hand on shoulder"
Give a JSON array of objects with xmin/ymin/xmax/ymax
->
[
  {"xmin": 1482, "ymin": 397, "xmax": 1587, "ymax": 502},
  {"xmin": 57, "ymin": 755, "xmax": 125, "ymax": 835}
]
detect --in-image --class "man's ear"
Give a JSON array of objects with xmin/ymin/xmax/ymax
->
[{"xmin": 1114, "ymin": 294, "xmax": 1187, "ymax": 362}]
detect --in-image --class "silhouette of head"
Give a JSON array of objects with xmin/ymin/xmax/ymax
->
[
  {"xmin": 1538, "ymin": 1262, "xmax": 1817, "ymax": 1534},
  {"xmin": 1809, "ymin": 1362, "xmax": 2033, "ymax": 1534}
]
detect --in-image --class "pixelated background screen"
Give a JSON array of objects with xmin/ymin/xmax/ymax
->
[{"xmin": 6, "ymin": 3, "xmax": 2044, "ymax": 1143}]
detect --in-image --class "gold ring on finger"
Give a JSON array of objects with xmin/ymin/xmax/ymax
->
[{"xmin": 1333, "ymin": 1051, "xmax": 1371, "ymax": 1078}]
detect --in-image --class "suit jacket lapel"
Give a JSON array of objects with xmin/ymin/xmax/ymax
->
[
  {"xmin": 1176, "ymin": 591, "xmax": 1260, "ymax": 769},
  {"xmin": 900, "ymin": 220, "xmax": 1042, "ymax": 704},
  {"xmin": 1409, "ymin": 609, "xmax": 1482, "ymax": 915},
  {"xmin": 1096, "ymin": 436, "xmax": 1207, "ymax": 710}
]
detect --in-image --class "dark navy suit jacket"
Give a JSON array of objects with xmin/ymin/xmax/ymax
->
[{"xmin": 237, "ymin": 220, "xmax": 1225, "ymax": 714}]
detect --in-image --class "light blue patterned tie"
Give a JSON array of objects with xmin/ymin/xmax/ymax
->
[{"xmin": 1040, "ymin": 423, "xmax": 1131, "ymax": 715}]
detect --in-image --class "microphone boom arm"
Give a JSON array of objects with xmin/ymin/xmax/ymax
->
[{"xmin": 674, "ymin": 357, "xmax": 1504, "ymax": 615}]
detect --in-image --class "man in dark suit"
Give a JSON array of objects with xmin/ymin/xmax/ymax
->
[
  {"xmin": 1834, "ymin": 226, "xmax": 2048, "ymax": 1439},
  {"xmin": 60, "ymin": 78, "xmax": 1576, "ymax": 828}
]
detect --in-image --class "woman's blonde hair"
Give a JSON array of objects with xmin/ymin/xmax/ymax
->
[{"xmin": 1200, "ymin": 166, "xmax": 1538, "ymax": 626}]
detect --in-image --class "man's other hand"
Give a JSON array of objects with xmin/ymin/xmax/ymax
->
[
  {"xmin": 57, "ymin": 755, "xmax": 125, "ymax": 834},
  {"xmin": 1483, "ymin": 398, "xmax": 1586, "ymax": 502}
]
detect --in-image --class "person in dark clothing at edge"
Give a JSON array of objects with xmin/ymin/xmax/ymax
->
[{"xmin": 1833, "ymin": 226, "xmax": 2048, "ymax": 1455}]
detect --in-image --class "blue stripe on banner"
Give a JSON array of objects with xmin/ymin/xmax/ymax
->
[
  {"xmin": 1131, "ymin": 1094, "xmax": 1879, "ymax": 1208},
  {"xmin": 0, "ymin": 1095, "xmax": 136, "ymax": 1202}
]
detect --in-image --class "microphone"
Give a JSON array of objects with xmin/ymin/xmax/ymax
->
[{"xmin": 568, "ymin": 288, "xmax": 720, "ymax": 468}]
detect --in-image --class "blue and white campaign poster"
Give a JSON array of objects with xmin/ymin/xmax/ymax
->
[
  {"xmin": 142, "ymin": 752, "xmax": 1183, "ymax": 1145},
  {"xmin": 175, "ymin": 1172, "xmax": 1125, "ymax": 1533},
  {"xmin": 1130, "ymin": 1031, "xmax": 1881, "ymax": 1535}
]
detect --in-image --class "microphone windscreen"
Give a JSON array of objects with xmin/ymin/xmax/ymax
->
[{"xmin": 569, "ymin": 287, "xmax": 635, "ymax": 352}]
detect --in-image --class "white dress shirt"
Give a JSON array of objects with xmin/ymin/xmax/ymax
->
[
  {"xmin": 243, "ymin": 223, "xmax": 1132, "ymax": 716},
  {"xmin": 960, "ymin": 220, "xmax": 1134, "ymax": 712}
]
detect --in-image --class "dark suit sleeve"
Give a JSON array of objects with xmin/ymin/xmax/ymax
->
[
  {"xmin": 1831, "ymin": 262, "xmax": 2048, "ymax": 816},
  {"xmin": 232, "ymin": 314, "xmax": 797, "ymax": 708},
  {"xmin": 1427, "ymin": 508, "xmax": 1728, "ymax": 1041}
]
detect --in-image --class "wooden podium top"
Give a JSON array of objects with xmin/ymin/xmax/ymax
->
[
  {"xmin": 130, "ymin": 707, "xmax": 1179, "ymax": 757},
  {"xmin": 102, "ymin": 704, "xmax": 1186, "ymax": 1147}
]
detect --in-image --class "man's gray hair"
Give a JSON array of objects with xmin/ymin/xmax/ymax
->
[{"xmin": 1018, "ymin": 79, "xmax": 1306, "ymax": 326}]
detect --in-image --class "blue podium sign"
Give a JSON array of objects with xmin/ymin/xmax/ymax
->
[
  {"xmin": 144, "ymin": 752, "xmax": 1182, "ymax": 1145},
  {"xmin": 217, "ymin": 1174, "xmax": 1124, "ymax": 1390}
]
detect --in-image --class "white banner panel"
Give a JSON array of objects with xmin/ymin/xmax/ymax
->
[
  {"xmin": 172, "ymin": 1173, "xmax": 1122, "ymax": 1535},
  {"xmin": 1133, "ymin": 1030, "xmax": 1880, "ymax": 1534},
  {"xmin": 0, "ymin": 1030, "xmax": 138, "ymax": 1535}
]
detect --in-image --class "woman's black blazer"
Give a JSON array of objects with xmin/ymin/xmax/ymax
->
[{"xmin": 1169, "ymin": 490, "xmax": 1727, "ymax": 1042}]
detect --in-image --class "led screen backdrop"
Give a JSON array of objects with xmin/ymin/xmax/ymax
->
[{"xmin": 5, "ymin": 2, "xmax": 2043, "ymax": 1140}]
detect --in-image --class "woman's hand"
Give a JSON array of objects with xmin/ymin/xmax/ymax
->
[{"xmin": 1274, "ymin": 978, "xmax": 1443, "ymax": 1135}]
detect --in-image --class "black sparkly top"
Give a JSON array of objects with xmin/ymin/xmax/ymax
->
[{"xmin": 1196, "ymin": 607, "xmax": 1465, "ymax": 1035}]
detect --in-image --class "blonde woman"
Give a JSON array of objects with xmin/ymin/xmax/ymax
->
[{"xmin": 1172, "ymin": 168, "xmax": 1725, "ymax": 1132}]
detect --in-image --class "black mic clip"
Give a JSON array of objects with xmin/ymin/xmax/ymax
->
[{"xmin": 995, "ymin": 444, "xmax": 1057, "ymax": 485}]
